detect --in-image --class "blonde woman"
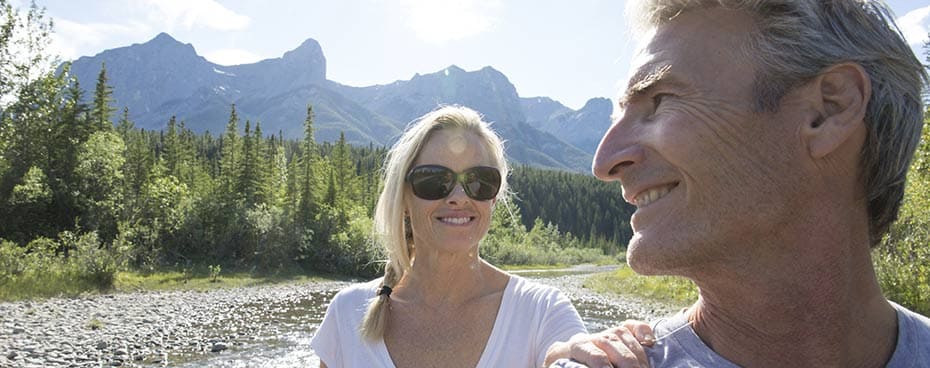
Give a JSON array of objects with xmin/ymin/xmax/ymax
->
[{"xmin": 310, "ymin": 106, "xmax": 649, "ymax": 367}]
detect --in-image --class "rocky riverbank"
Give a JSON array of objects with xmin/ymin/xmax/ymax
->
[
  {"xmin": 0, "ymin": 268, "xmax": 677, "ymax": 367},
  {"xmin": 0, "ymin": 280, "xmax": 352, "ymax": 367},
  {"xmin": 517, "ymin": 268, "xmax": 679, "ymax": 331}
]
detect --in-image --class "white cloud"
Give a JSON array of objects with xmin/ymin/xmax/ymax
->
[
  {"xmin": 399, "ymin": 0, "xmax": 502, "ymax": 44},
  {"xmin": 141, "ymin": 0, "xmax": 251, "ymax": 31},
  {"xmin": 204, "ymin": 48, "xmax": 266, "ymax": 66},
  {"xmin": 50, "ymin": 19, "xmax": 151, "ymax": 60},
  {"xmin": 897, "ymin": 5, "xmax": 930, "ymax": 48}
]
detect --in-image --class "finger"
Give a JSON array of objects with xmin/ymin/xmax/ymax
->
[
  {"xmin": 568, "ymin": 341, "xmax": 613, "ymax": 368},
  {"xmin": 619, "ymin": 320, "xmax": 656, "ymax": 346},
  {"xmin": 615, "ymin": 328, "xmax": 650, "ymax": 367},
  {"xmin": 543, "ymin": 341, "xmax": 571, "ymax": 366},
  {"xmin": 590, "ymin": 333, "xmax": 645, "ymax": 368},
  {"xmin": 603, "ymin": 325, "xmax": 650, "ymax": 365}
]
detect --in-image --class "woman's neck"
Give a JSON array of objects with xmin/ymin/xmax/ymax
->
[{"xmin": 399, "ymin": 253, "xmax": 506, "ymax": 308}]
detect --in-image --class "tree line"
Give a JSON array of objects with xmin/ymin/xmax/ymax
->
[
  {"xmin": 0, "ymin": 1, "xmax": 633, "ymax": 297},
  {"xmin": 509, "ymin": 166, "xmax": 634, "ymax": 255},
  {"xmin": 0, "ymin": 61, "xmax": 625, "ymax": 288}
]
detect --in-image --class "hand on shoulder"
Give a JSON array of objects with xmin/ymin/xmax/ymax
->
[{"xmin": 544, "ymin": 320, "xmax": 655, "ymax": 368}]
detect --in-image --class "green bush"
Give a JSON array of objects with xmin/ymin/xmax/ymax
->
[
  {"xmin": 0, "ymin": 239, "xmax": 29, "ymax": 282},
  {"xmin": 874, "ymin": 147, "xmax": 930, "ymax": 314},
  {"xmin": 208, "ymin": 264, "xmax": 222, "ymax": 282},
  {"xmin": 0, "ymin": 235, "xmax": 87, "ymax": 300},
  {"xmin": 482, "ymin": 210, "xmax": 608, "ymax": 267},
  {"xmin": 585, "ymin": 265, "xmax": 697, "ymax": 308},
  {"xmin": 61, "ymin": 231, "xmax": 123, "ymax": 289},
  {"xmin": 873, "ymin": 111, "xmax": 930, "ymax": 315}
]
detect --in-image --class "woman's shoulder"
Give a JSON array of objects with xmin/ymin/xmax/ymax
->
[
  {"xmin": 505, "ymin": 274, "xmax": 569, "ymax": 304},
  {"xmin": 330, "ymin": 277, "xmax": 383, "ymax": 306}
]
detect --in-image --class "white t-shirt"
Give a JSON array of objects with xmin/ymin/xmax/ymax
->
[{"xmin": 310, "ymin": 275, "xmax": 586, "ymax": 368}]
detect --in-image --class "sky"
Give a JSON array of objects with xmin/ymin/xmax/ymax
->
[{"xmin": 17, "ymin": 0, "xmax": 930, "ymax": 110}]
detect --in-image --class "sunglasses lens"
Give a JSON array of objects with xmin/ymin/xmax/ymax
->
[
  {"xmin": 407, "ymin": 165, "xmax": 501, "ymax": 201},
  {"xmin": 408, "ymin": 165, "xmax": 455, "ymax": 200},
  {"xmin": 463, "ymin": 167, "xmax": 501, "ymax": 201}
]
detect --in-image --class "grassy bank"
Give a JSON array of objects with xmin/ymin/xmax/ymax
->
[
  {"xmin": 0, "ymin": 264, "xmax": 341, "ymax": 302},
  {"xmin": 584, "ymin": 264, "xmax": 697, "ymax": 310},
  {"xmin": 114, "ymin": 266, "xmax": 338, "ymax": 293},
  {"xmin": 2, "ymin": 262, "xmax": 601, "ymax": 302}
]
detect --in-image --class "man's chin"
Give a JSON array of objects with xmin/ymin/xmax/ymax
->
[
  {"xmin": 626, "ymin": 247, "xmax": 655, "ymax": 275},
  {"xmin": 626, "ymin": 240, "xmax": 674, "ymax": 276}
]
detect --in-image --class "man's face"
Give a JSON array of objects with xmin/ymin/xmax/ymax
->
[{"xmin": 594, "ymin": 8, "xmax": 813, "ymax": 276}]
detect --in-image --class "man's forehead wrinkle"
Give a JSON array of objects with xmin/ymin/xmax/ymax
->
[{"xmin": 619, "ymin": 63, "xmax": 673, "ymax": 108}]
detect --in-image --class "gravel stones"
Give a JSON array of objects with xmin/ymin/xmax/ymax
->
[
  {"xmin": 0, "ymin": 280, "xmax": 350, "ymax": 367},
  {"xmin": 0, "ymin": 267, "xmax": 678, "ymax": 367}
]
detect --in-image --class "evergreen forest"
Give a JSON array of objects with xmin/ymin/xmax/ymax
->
[{"xmin": 0, "ymin": 1, "xmax": 628, "ymax": 297}]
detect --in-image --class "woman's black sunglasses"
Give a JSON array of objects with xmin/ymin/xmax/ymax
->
[{"xmin": 406, "ymin": 165, "xmax": 501, "ymax": 201}]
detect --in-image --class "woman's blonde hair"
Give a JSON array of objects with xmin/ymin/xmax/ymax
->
[{"xmin": 359, "ymin": 105, "xmax": 509, "ymax": 339}]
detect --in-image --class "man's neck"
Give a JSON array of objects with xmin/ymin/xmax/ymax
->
[{"xmin": 686, "ymin": 248, "xmax": 898, "ymax": 367}]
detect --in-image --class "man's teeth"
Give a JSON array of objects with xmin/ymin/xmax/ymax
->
[
  {"xmin": 634, "ymin": 186, "xmax": 673, "ymax": 207},
  {"xmin": 440, "ymin": 217, "xmax": 471, "ymax": 224}
]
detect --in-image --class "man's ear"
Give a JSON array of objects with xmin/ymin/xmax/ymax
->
[{"xmin": 802, "ymin": 63, "xmax": 870, "ymax": 159}]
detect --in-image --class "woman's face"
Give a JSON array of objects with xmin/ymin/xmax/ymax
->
[{"xmin": 403, "ymin": 128, "xmax": 498, "ymax": 257}]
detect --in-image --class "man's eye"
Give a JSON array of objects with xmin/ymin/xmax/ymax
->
[{"xmin": 653, "ymin": 93, "xmax": 670, "ymax": 107}]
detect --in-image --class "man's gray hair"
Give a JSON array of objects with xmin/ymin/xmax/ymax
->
[{"xmin": 628, "ymin": 0, "xmax": 929, "ymax": 245}]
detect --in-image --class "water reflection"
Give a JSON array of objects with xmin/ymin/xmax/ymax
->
[{"xmin": 168, "ymin": 289, "xmax": 335, "ymax": 367}]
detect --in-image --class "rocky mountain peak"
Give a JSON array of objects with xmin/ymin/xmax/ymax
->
[
  {"xmin": 282, "ymin": 38, "xmax": 325, "ymax": 63},
  {"xmin": 133, "ymin": 32, "xmax": 200, "ymax": 61},
  {"xmin": 67, "ymin": 34, "xmax": 604, "ymax": 171},
  {"xmin": 581, "ymin": 97, "xmax": 612, "ymax": 111}
]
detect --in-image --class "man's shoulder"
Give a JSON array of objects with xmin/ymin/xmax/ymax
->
[
  {"xmin": 888, "ymin": 301, "xmax": 930, "ymax": 367},
  {"xmin": 891, "ymin": 300, "xmax": 930, "ymax": 339},
  {"xmin": 646, "ymin": 311, "xmax": 741, "ymax": 368},
  {"xmin": 892, "ymin": 301, "xmax": 930, "ymax": 327},
  {"xmin": 651, "ymin": 311, "xmax": 692, "ymax": 337}
]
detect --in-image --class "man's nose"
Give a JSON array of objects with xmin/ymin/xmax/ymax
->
[{"xmin": 592, "ymin": 113, "xmax": 644, "ymax": 181}]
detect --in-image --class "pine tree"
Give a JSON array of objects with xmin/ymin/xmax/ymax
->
[
  {"xmin": 47, "ymin": 76, "xmax": 90, "ymax": 230},
  {"xmin": 116, "ymin": 107, "xmax": 133, "ymax": 138},
  {"xmin": 176, "ymin": 120, "xmax": 198, "ymax": 187},
  {"xmin": 284, "ymin": 141, "xmax": 301, "ymax": 218},
  {"xmin": 262, "ymin": 129, "xmax": 287, "ymax": 208},
  {"xmin": 121, "ymin": 128, "xmax": 154, "ymax": 223},
  {"xmin": 164, "ymin": 116, "xmax": 180, "ymax": 178},
  {"xmin": 91, "ymin": 63, "xmax": 115, "ymax": 132},
  {"xmin": 324, "ymin": 167, "xmax": 336, "ymax": 207},
  {"xmin": 330, "ymin": 131, "xmax": 357, "ymax": 206},
  {"xmin": 297, "ymin": 105, "xmax": 319, "ymax": 228},
  {"xmin": 219, "ymin": 104, "xmax": 241, "ymax": 204},
  {"xmin": 239, "ymin": 120, "xmax": 259, "ymax": 207},
  {"xmin": 252, "ymin": 122, "xmax": 269, "ymax": 205}
]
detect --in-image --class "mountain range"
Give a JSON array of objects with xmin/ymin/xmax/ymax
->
[{"xmin": 67, "ymin": 33, "xmax": 614, "ymax": 172}]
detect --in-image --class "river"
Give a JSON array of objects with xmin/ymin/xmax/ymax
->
[{"xmin": 0, "ymin": 266, "xmax": 674, "ymax": 367}]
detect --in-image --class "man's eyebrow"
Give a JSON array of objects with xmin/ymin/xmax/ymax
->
[{"xmin": 618, "ymin": 64, "xmax": 672, "ymax": 108}]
